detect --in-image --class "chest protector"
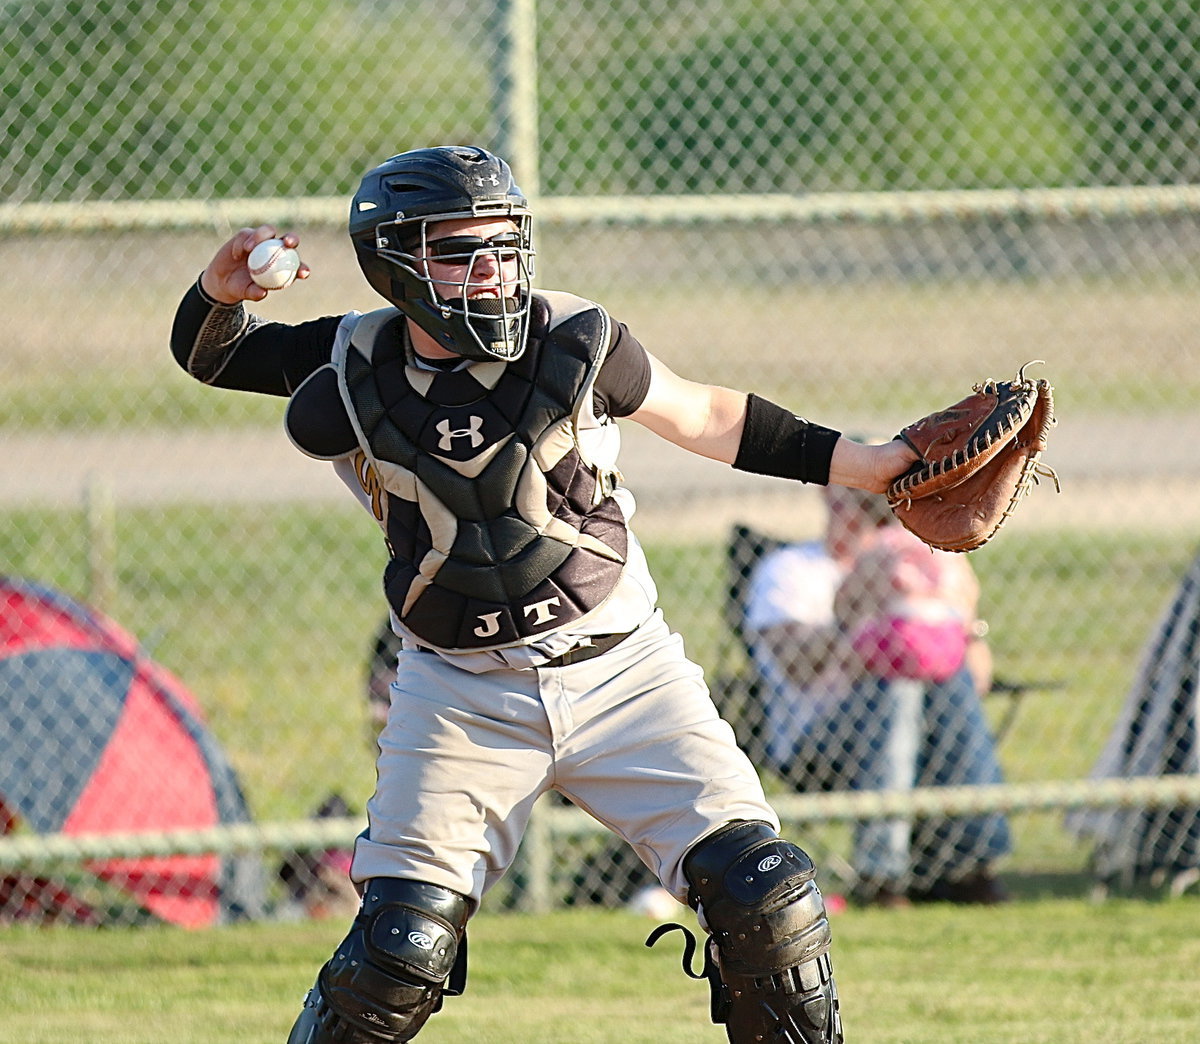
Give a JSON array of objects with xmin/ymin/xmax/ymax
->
[{"xmin": 336, "ymin": 293, "xmax": 629, "ymax": 651}]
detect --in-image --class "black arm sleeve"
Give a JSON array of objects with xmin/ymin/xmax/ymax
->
[
  {"xmin": 733, "ymin": 393, "xmax": 842, "ymax": 485},
  {"xmin": 169, "ymin": 279, "xmax": 343, "ymax": 396},
  {"xmin": 593, "ymin": 320, "xmax": 652, "ymax": 418}
]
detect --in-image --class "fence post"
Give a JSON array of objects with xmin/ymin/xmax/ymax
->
[
  {"xmin": 519, "ymin": 796, "xmax": 553, "ymax": 913},
  {"xmin": 84, "ymin": 473, "xmax": 116, "ymax": 613},
  {"xmin": 494, "ymin": 0, "xmax": 539, "ymax": 198}
]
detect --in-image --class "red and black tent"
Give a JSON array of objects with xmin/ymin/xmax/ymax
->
[{"xmin": 0, "ymin": 575, "xmax": 265, "ymax": 926}]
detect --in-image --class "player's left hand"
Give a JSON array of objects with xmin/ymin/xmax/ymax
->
[
  {"xmin": 873, "ymin": 438, "xmax": 920, "ymax": 492},
  {"xmin": 830, "ymin": 436, "xmax": 918, "ymax": 494}
]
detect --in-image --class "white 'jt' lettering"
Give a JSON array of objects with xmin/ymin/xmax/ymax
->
[
  {"xmin": 437, "ymin": 416, "xmax": 485, "ymax": 451},
  {"xmin": 523, "ymin": 597, "xmax": 561, "ymax": 626},
  {"xmin": 474, "ymin": 612, "xmax": 501, "ymax": 638}
]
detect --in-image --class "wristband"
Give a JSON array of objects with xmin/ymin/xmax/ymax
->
[
  {"xmin": 195, "ymin": 273, "xmax": 242, "ymax": 309},
  {"xmin": 733, "ymin": 393, "xmax": 841, "ymax": 485}
]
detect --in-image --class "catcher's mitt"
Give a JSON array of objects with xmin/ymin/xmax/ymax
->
[{"xmin": 887, "ymin": 362, "xmax": 1059, "ymax": 552}]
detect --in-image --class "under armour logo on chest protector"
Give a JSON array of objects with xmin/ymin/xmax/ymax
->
[{"xmin": 436, "ymin": 415, "xmax": 485, "ymax": 451}]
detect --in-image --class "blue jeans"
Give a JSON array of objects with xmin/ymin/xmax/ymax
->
[{"xmin": 786, "ymin": 666, "xmax": 1012, "ymax": 888}]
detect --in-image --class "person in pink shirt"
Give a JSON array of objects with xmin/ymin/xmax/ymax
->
[{"xmin": 744, "ymin": 485, "xmax": 1011, "ymax": 905}]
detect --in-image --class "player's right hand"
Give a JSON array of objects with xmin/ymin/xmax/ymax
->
[{"xmin": 199, "ymin": 225, "xmax": 310, "ymax": 304}]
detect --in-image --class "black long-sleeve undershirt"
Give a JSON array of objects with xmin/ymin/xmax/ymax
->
[
  {"xmin": 169, "ymin": 280, "xmax": 343, "ymax": 396},
  {"xmin": 169, "ymin": 280, "xmax": 652, "ymax": 417}
]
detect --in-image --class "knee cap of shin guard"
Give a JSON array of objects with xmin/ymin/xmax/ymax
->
[
  {"xmin": 685, "ymin": 821, "xmax": 816, "ymax": 909},
  {"xmin": 684, "ymin": 822, "xmax": 830, "ymax": 975},
  {"xmin": 308, "ymin": 879, "xmax": 471, "ymax": 1042}
]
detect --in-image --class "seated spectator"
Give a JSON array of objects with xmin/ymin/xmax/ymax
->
[
  {"xmin": 366, "ymin": 620, "xmax": 404, "ymax": 741},
  {"xmin": 276, "ymin": 793, "xmax": 360, "ymax": 921},
  {"xmin": 742, "ymin": 484, "xmax": 1012, "ymax": 905},
  {"xmin": 0, "ymin": 797, "xmax": 100, "ymax": 926}
]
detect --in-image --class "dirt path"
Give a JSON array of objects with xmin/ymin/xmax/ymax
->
[{"xmin": 3, "ymin": 418, "xmax": 1197, "ymax": 541}]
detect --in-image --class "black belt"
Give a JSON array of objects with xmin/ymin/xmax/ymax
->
[
  {"xmin": 539, "ymin": 631, "xmax": 633, "ymax": 668},
  {"xmin": 412, "ymin": 630, "xmax": 633, "ymax": 667}
]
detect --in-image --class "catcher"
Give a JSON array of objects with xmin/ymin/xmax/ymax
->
[{"xmin": 169, "ymin": 144, "xmax": 1051, "ymax": 1044}]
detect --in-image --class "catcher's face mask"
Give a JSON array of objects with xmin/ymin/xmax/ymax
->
[{"xmin": 381, "ymin": 216, "xmax": 534, "ymax": 362}]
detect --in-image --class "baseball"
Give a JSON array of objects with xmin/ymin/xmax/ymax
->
[{"xmin": 247, "ymin": 238, "xmax": 301, "ymax": 290}]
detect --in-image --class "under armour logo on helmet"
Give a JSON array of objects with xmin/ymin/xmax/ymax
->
[
  {"xmin": 475, "ymin": 173, "xmax": 500, "ymax": 186},
  {"xmin": 436, "ymin": 415, "xmax": 485, "ymax": 451}
]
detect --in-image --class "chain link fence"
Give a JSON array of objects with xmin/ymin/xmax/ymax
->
[{"xmin": 2, "ymin": 0, "xmax": 1199, "ymax": 925}]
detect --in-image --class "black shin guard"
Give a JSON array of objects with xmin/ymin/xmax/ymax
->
[
  {"xmin": 651, "ymin": 821, "xmax": 842, "ymax": 1044},
  {"xmin": 287, "ymin": 878, "xmax": 471, "ymax": 1044}
]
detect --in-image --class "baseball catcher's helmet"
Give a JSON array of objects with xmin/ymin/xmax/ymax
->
[{"xmin": 349, "ymin": 145, "xmax": 534, "ymax": 362}]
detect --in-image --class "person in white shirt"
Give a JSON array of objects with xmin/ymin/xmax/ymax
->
[{"xmin": 744, "ymin": 485, "xmax": 1012, "ymax": 905}]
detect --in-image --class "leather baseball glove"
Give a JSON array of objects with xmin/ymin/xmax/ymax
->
[{"xmin": 887, "ymin": 362, "xmax": 1059, "ymax": 552}]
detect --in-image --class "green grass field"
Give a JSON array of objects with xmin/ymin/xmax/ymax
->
[{"xmin": 1, "ymin": 900, "xmax": 1198, "ymax": 1043}]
